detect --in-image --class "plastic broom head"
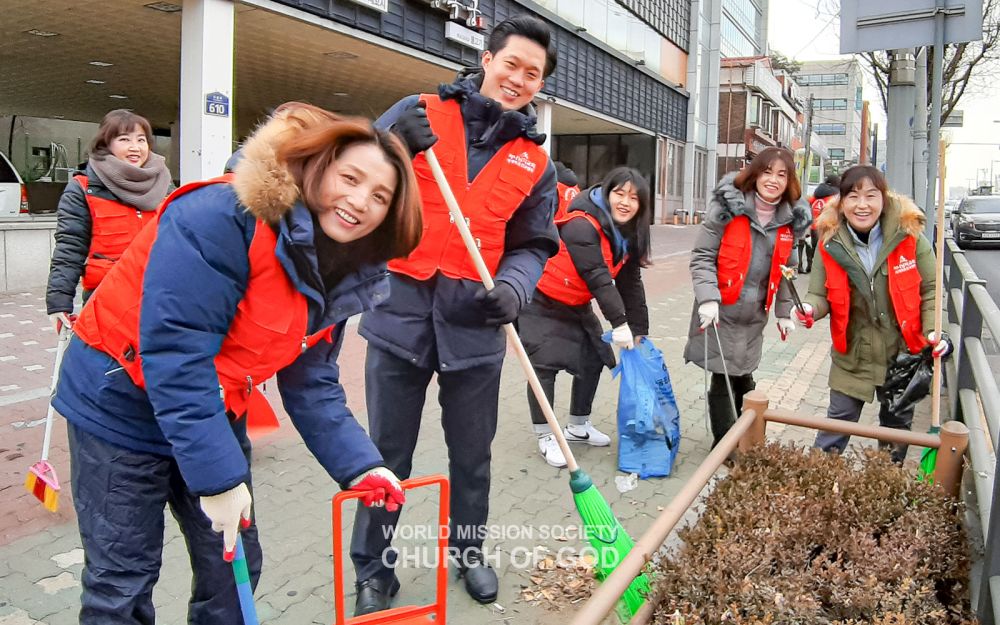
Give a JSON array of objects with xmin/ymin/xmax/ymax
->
[
  {"xmin": 570, "ymin": 469, "xmax": 650, "ymax": 620},
  {"xmin": 24, "ymin": 460, "xmax": 60, "ymax": 512},
  {"xmin": 918, "ymin": 425, "xmax": 941, "ymax": 483}
]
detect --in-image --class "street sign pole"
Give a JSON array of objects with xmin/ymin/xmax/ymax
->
[{"xmin": 925, "ymin": 0, "xmax": 946, "ymax": 240}]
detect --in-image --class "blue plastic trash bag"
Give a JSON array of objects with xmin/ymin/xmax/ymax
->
[{"xmin": 611, "ymin": 336, "xmax": 681, "ymax": 478}]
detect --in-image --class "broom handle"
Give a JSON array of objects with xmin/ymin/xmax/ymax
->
[
  {"xmin": 41, "ymin": 317, "xmax": 72, "ymax": 462},
  {"xmin": 931, "ymin": 139, "xmax": 947, "ymax": 430},
  {"xmin": 424, "ymin": 148, "xmax": 579, "ymax": 472}
]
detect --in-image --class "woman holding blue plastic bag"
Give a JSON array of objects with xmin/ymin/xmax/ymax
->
[{"xmin": 517, "ymin": 167, "xmax": 651, "ymax": 468}]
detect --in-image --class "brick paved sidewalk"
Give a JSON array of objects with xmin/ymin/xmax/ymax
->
[{"xmin": 0, "ymin": 225, "xmax": 933, "ymax": 624}]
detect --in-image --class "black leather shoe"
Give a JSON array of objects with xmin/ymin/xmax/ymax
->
[
  {"xmin": 457, "ymin": 552, "xmax": 498, "ymax": 603},
  {"xmin": 354, "ymin": 576, "xmax": 401, "ymax": 617}
]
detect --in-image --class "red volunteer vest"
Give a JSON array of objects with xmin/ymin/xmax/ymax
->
[
  {"xmin": 820, "ymin": 235, "xmax": 928, "ymax": 355},
  {"xmin": 716, "ymin": 215, "xmax": 795, "ymax": 311},
  {"xmin": 73, "ymin": 175, "xmax": 336, "ymax": 435},
  {"xmin": 388, "ymin": 95, "xmax": 548, "ymax": 281},
  {"xmin": 554, "ymin": 182, "xmax": 580, "ymax": 221},
  {"xmin": 75, "ymin": 174, "xmax": 156, "ymax": 291},
  {"xmin": 809, "ymin": 196, "xmax": 826, "ymax": 231},
  {"xmin": 537, "ymin": 212, "xmax": 626, "ymax": 306}
]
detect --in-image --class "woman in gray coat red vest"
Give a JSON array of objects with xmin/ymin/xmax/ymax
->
[
  {"xmin": 518, "ymin": 167, "xmax": 651, "ymax": 467},
  {"xmin": 52, "ymin": 104, "xmax": 422, "ymax": 624},
  {"xmin": 45, "ymin": 109, "xmax": 172, "ymax": 329},
  {"xmin": 683, "ymin": 147, "xmax": 811, "ymax": 447}
]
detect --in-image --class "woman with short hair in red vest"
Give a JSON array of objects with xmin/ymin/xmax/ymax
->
[
  {"xmin": 45, "ymin": 109, "xmax": 172, "ymax": 329},
  {"xmin": 683, "ymin": 147, "xmax": 812, "ymax": 448},
  {"xmin": 797, "ymin": 165, "xmax": 950, "ymax": 462},
  {"xmin": 518, "ymin": 167, "xmax": 652, "ymax": 468},
  {"xmin": 52, "ymin": 103, "xmax": 423, "ymax": 624}
]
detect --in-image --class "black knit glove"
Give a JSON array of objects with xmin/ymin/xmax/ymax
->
[
  {"xmin": 475, "ymin": 281, "xmax": 522, "ymax": 326},
  {"xmin": 392, "ymin": 101, "xmax": 438, "ymax": 157}
]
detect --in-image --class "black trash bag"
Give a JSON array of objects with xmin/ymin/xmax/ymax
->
[{"xmin": 877, "ymin": 347, "xmax": 934, "ymax": 415}]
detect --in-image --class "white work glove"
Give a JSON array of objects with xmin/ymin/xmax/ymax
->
[
  {"xmin": 349, "ymin": 467, "xmax": 405, "ymax": 512},
  {"xmin": 697, "ymin": 301, "xmax": 720, "ymax": 330},
  {"xmin": 199, "ymin": 482, "xmax": 252, "ymax": 561},
  {"xmin": 928, "ymin": 331, "xmax": 953, "ymax": 359},
  {"xmin": 611, "ymin": 324, "xmax": 634, "ymax": 350},
  {"xmin": 49, "ymin": 312, "xmax": 75, "ymax": 334},
  {"xmin": 776, "ymin": 317, "xmax": 795, "ymax": 341}
]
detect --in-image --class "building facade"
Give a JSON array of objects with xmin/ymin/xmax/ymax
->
[
  {"xmin": 793, "ymin": 59, "xmax": 866, "ymax": 173},
  {"xmin": 716, "ymin": 57, "xmax": 800, "ymax": 176}
]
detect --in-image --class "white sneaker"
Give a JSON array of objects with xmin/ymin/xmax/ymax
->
[
  {"xmin": 564, "ymin": 421, "xmax": 611, "ymax": 447},
  {"xmin": 537, "ymin": 434, "xmax": 567, "ymax": 468}
]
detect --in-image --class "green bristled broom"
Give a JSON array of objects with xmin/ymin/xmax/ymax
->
[
  {"xmin": 920, "ymin": 139, "xmax": 949, "ymax": 481},
  {"xmin": 424, "ymin": 148, "xmax": 649, "ymax": 620}
]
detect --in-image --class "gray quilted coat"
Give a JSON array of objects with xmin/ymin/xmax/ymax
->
[{"xmin": 683, "ymin": 173, "xmax": 812, "ymax": 375}]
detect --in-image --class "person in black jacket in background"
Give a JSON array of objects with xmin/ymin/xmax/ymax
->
[
  {"xmin": 518, "ymin": 167, "xmax": 651, "ymax": 467},
  {"xmin": 46, "ymin": 110, "xmax": 172, "ymax": 328}
]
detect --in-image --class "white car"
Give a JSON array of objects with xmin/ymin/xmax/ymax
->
[{"xmin": 0, "ymin": 151, "xmax": 29, "ymax": 217}]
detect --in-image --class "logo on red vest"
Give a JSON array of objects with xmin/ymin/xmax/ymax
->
[
  {"xmin": 507, "ymin": 151, "xmax": 538, "ymax": 174},
  {"xmin": 892, "ymin": 254, "xmax": 917, "ymax": 275},
  {"xmin": 779, "ymin": 230, "xmax": 795, "ymax": 243},
  {"xmin": 563, "ymin": 187, "xmax": 579, "ymax": 202}
]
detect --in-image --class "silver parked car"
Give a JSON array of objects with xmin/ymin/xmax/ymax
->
[
  {"xmin": 952, "ymin": 195, "xmax": 1000, "ymax": 249},
  {"xmin": 0, "ymin": 151, "xmax": 30, "ymax": 217}
]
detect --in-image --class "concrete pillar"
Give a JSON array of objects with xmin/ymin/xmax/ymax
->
[
  {"xmin": 682, "ymin": 0, "xmax": 704, "ymax": 221},
  {"xmin": 704, "ymin": 0, "xmax": 722, "ymax": 199},
  {"xmin": 886, "ymin": 49, "xmax": 915, "ymax": 197},
  {"xmin": 179, "ymin": 0, "xmax": 234, "ymax": 183},
  {"xmin": 912, "ymin": 49, "xmax": 929, "ymax": 211},
  {"xmin": 535, "ymin": 100, "xmax": 553, "ymax": 157}
]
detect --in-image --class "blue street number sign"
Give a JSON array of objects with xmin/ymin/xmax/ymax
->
[{"xmin": 205, "ymin": 92, "xmax": 230, "ymax": 117}]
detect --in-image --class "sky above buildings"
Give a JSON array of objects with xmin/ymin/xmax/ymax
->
[{"xmin": 768, "ymin": 0, "xmax": 996, "ymax": 195}]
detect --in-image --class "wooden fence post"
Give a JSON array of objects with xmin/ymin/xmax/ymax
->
[
  {"xmin": 739, "ymin": 390, "xmax": 769, "ymax": 452},
  {"xmin": 933, "ymin": 420, "xmax": 970, "ymax": 498}
]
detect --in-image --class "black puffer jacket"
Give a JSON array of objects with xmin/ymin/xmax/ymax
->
[
  {"xmin": 559, "ymin": 187, "xmax": 648, "ymax": 335},
  {"xmin": 518, "ymin": 187, "xmax": 649, "ymax": 372},
  {"xmin": 46, "ymin": 164, "xmax": 110, "ymax": 314}
]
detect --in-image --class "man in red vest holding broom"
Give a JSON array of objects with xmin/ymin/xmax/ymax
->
[{"xmin": 350, "ymin": 15, "xmax": 561, "ymax": 615}]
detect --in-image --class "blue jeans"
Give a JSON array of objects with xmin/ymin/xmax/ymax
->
[{"xmin": 68, "ymin": 422, "xmax": 262, "ymax": 624}]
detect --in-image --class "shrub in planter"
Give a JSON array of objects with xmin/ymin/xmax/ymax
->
[{"xmin": 650, "ymin": 443, "xmax": 976, "ymax": 624}]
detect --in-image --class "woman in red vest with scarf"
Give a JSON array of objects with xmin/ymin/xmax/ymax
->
[
  {"xmin": 797, "ymin": 165, "xmax": 950, "ymax": 462},
  {"xmin": 46, "ymin": 109, "xmax": 172, "ymax": 329},
  {"xmin": 683, "ymin": 147, "xmax": 811, "ymax": 447},
  {"xmin": 52, "ymin": 104, "xmax": 422, "ymax": 624},
  {"xmin": 518, "ymin": 167, "xmax": 651, "ymax": 467}
]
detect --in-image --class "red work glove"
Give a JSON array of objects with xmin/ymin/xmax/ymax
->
[
  {"xmin": 349, "ymin": 467, "xmax": 405, "ymax": 512},
  {"xmin": 794, "ymin": 303, "xmax": 814, "ymax": 329}
]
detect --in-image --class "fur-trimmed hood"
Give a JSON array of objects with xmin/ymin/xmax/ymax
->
[
  {"xmin": 707, "ymin": 172, "xmax": 811, "ymax": 236},
  {"xmin": 231, "ymin": 112, "xmax": 302, "ymax": 224},
  {"xmin": 814, "ymin": 192, "xmax": 925, "ymax": 242}
]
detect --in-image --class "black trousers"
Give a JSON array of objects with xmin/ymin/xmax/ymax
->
[
  {"xmin": 351, "ymin": 345, "xmax": 502, "ymax": 583},
  {"xmin": 707, "ymin": 373, "xmax": 756, "ymax": 447},
  {"xmin": 526, "ymin": 361, "xmax": 603, "ymax": 425},
  {"xmin": 69, "ymin": 422, "xmax": 261, "ymax": 625}
]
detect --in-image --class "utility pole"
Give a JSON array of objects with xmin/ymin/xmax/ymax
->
[
  {"xmin": 886, "ymin": 49, "xmax": 916, "ymax": 196},
  {"xmin": 871, "ymin": 123, "xmax": 879, "ymax": 168},
  {"xmin": 913, "ymin": 48, "xmax": 929, "ymax": 211},
  {"xmin": 800, "ymin": 94, "xmax": 814, "ymax": 193}
]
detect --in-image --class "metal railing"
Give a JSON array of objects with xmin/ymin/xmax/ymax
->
[{"xmin": 943, "ymin": 239, "xmax": 1000, "ymax": 624}]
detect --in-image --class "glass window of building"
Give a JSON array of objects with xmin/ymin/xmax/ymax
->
[
  {"xmin": 796, "ymin": 73, "xmax": 849, "ymax": 86},
  {"xmin": 828, "ymin": 148, "xmax": 846, "ymax": 159},
  {"xmin": 815, "ymin": 98, "xmax": 848, "ymax": 110},
  {"xmin": 816, "ymin": 123, "xmax": 847, "ymax": 135}
]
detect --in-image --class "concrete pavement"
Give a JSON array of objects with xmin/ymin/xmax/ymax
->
[{"xmin": 0, "ymin": 224, "xmax": 934, "ymax": 624}]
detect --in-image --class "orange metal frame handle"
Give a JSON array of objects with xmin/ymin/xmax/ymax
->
[{"xmin": 332, "ymin": 475, "xmax": 450, "ymax": 625}]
